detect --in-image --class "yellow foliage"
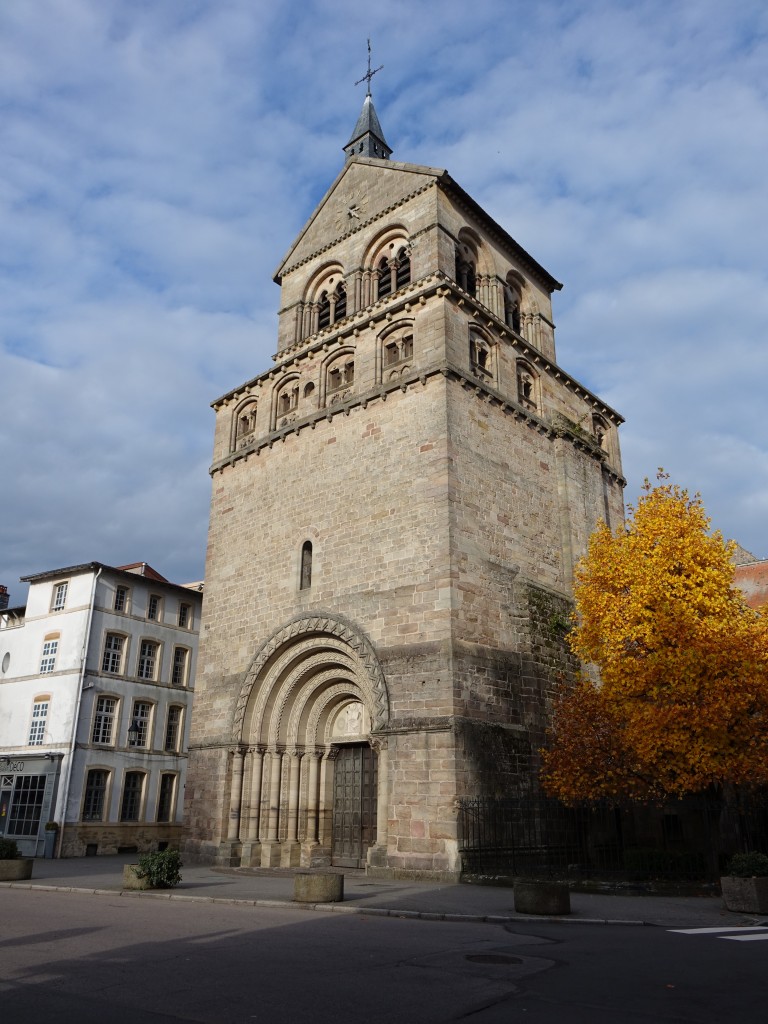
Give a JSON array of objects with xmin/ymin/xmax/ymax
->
[{"xmin": 541, "ymin": 474, "xmax": 768, "ymax": 803}]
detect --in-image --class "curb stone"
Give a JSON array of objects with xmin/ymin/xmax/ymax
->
[{"xmin": 0, "ymin": 880, "xmax": 676, "ymax": 927}]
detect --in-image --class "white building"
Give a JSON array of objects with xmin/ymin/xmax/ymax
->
[{"xmin": 0, "ymin": 562, "xmax": 202, "ymax": 857}]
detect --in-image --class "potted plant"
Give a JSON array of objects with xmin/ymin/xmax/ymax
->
[
  {"xmin": 721, "ymin": 852, "xmax": 768, "ymax": 914},
  {"xmin": 122, "ymin": 849, "xmax": 183, "ymax": 891},
  {"xmin": 0, "ymin": 838, "xmax": 33, "ymax": 881}
]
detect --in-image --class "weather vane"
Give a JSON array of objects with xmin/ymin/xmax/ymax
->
[{"xmin": 355, "ymin": 38, "xmax": 383, "ymax": 97}]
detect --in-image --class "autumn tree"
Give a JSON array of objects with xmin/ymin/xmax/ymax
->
[{"xmin": 541, "ymin": 474, "xmax": 768, "ymax": 804}]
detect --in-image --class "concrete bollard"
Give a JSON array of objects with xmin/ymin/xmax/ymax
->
[
  {"xmin": 122, "ymin": 864, "xmax": 150, "ymax": 890},
  {"xmin": 0, "ymin": 859, "xmax": 33, "ymax": 882},
  {"xmin": 514, "ymin": 880, "xmax": 570, "ymax": 915},
  {"xmin": 293, "ymin": 871, "xmax": 344, "ymax": 903}
]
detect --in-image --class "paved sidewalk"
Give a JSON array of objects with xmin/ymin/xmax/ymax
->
[{"xmin": 4, "ymin": 854, "xmax": 763, "ymax": 929}]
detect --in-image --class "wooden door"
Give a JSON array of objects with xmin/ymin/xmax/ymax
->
[{"xmin": 331, "ymin": 744, "xmax": 377, "ymax": 868}]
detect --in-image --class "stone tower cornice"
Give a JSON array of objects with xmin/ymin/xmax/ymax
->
[{"xmin": 212, "ymin": 274, "xmax": 622, "ymax": 429}]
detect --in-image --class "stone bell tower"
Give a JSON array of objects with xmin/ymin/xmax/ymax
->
[{"xmin": 183, "ymin": 82, "xmax": 625, "ymax": 880}]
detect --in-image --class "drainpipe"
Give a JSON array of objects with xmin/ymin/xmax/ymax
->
[{"xmin": 58, "ymin": 566, "xmax": 102, "ymax": 857}]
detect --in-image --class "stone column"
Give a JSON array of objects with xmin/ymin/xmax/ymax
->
[
  {"xmin": 286, "ymin": 750, "xmax": 301, "ymax": 844},
  {"xmin": 281, "ymin": 749, "xmax": 303, "ymax": 867},
  {"xmin": 366, "ymin": 737, "xmax": 390, "ymax": 871},
  {"xmin": 226, "ymin": 747, "xmax": 245, "ymax": 843},
  {"xmin": 388, "ymin": 258, "xmax": 397, "ymax": 295},
  {"xmin": 247, "ymin": 747, "xmax": 264, "ymax": 842},
  {"xmin": 305, "ymin": 749, "xmax": 321, "ymax": 844},
  {"xmin": 260, "ymin": 747, "xmax": 284, "ymax": 868},
  {"xmin": 317, "ymin": 748, "xmax": 338, "ymax": 848}
]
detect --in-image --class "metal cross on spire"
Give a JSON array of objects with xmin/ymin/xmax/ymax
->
[{"xmin": 354, "ymin": 39, "xmax": 383, "ymax": 97}]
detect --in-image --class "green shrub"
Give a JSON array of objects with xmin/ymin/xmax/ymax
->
[
  {"xmin": 0, "ymin": 838, "xmax": 21, "ymax": 860},
  {"xmin": 135, "ymin": 849, "xmax": 182, "ymax": 888},
  {"xmin": 725, "ymin": 852, "xmax": 768, "ymax": 878}
]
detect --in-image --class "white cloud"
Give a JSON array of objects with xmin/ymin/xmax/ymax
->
[{"xmin": 1, "ymin": 0, "xmax": 767, "ymax": 606}]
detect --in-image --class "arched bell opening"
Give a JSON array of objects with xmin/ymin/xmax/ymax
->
[{"xmin": 225, "ymin": 615, "xmax": 389, "ymax": 870}]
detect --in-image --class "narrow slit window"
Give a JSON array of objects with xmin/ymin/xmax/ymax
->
[{"xmin": 300, "ymin": 542, "xmax": 313, "ymax": 591}]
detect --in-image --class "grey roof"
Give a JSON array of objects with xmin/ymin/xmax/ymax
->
[
  {"xmin": 19, "ymin": 561, "xmax": 203, "ymax": 597},
  {"xmin": 344, "ymin": 94, "xmax": 391, "ymax": 161}
]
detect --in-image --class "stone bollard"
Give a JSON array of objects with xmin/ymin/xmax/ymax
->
[
  {"xmin": 514, "ymin": 880, "xmax": 570, "ymax": 915},
  {"xmin": 293, "ymin": 871, "xmax": 344, "ymax": 903},
  {"xmin": 0, "ymin": 858, "xmax": 33, "ymax": 882},
  {"xmin": 122, "ymin": 864, "xmax": 150, "ymax": 890}
]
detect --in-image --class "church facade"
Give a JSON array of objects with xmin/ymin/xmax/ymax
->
[{"xmin": 183, "ymin": 93, "xmax": 625, "ymax": 880}]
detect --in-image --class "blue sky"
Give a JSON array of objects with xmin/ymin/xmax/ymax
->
[{"xmin": 1, "ymin": 0, "xmax": 767, "ymax": 601}]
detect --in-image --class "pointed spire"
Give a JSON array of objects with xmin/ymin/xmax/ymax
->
[
  {"xmin": 344, "ymin": 40, "xmax": 392, "ymax": 162},
  {"xmin": 344, "ymin": 93, "xmax": 392, "ymax": 161}
]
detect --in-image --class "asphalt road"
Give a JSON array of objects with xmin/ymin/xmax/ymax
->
[{"xmin": 1, "ymin": 886, "xmax": 765, "ymax": 1023}]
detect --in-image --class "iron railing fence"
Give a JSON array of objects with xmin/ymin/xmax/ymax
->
[{"xmin": 458, "ymin": 792, "xmax": 768, "ymax": 881}]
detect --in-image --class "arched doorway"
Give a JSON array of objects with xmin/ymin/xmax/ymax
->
[
  {"xmin": 227, "ymin": 614, "xmax": 389, "ymax": 869},
  {"xmin": 329, "ymin": 703, "xmax": 378, "ymax": 868}
]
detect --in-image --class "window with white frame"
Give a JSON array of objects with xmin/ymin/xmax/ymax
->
[
  {"xmin": 114, "ymin": 586, "xmax": 129, "ymax": 613},
  {"xmin": 178, "ymin": 603, "xmax": 191, "ymax": 628},
  {"xmin": 51, "ymin": 581, "xmax": 68, "ymax": 611},
  {"xmin": 164, "ymin": 705, "xmax": 183, "ymax": 752},
  {"xmin": 82, "ymin": 768, "xmax": 109, "ymax": 821},
  {"xmin": 157, "ymin": 773, "xmax": 177, "ymax": 823},
  {"xmin": 39, "ymin": 636, "xmax": 59, "ymax": 674},
  {"xmin": 147, "ymin": 594, "xmax": 162, "ymax": 621},
  {"xmin": 120, "ymin": 771, "xmax": 145, "ymax": 821},
  {"xmin": 91, "ymin": 696, "xmax": 118, "ymax": 745},
  {"xmin": 171, "ymin": 647, "xmax": 189, "ymax": 687},
  {"xmin": 7, "ymin": 775, "xmax": 45, "ymax": 835},
  {"xmin": 28, "ymin": 698, "xmax": 49, "ymax": 745},
  {"xmin": 137, "ymin": 640, "xmax": 159, "ymax": 681},
  {"xmin": 128, "ymin": 701, "xmax": 152, "ymax": 748},
  {"xmin": 102, "ymin": 633, "xmax": 125, "ymax": 674}
]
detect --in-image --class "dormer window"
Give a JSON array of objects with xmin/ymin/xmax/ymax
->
[{"xmin": 51, "ymin": 581, "xmax": 68, "ymax": 612}]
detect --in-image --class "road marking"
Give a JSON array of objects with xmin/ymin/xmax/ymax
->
[
  {"xmin": 669, "ymin": 926, "xmax": 768, "ymax": 934},
  {"xmin": 720, "ymin": 933, "xmax": 768, "ymax": 942}
]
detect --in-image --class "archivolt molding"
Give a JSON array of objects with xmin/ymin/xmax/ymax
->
[
  {"xmin": 242, "ymin": 636, "xmax": 356, "ymax": 743},
  {"xmin": 274, "ymin": 664, "xmax": 358, "ymax": 748},
  {"xmin": 310, "ymin": 684, "xmax": 364, "ymax": 746},
  {"xmin": 232, "ymin": 612, "xmax": 389, "ymax": 742}
]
